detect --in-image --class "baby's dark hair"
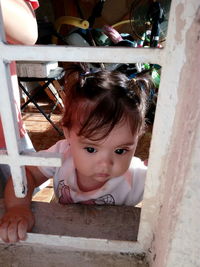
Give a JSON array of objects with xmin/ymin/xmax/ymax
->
[{"xmin": 62, "ymin": 65, "xmax": 150, "ymax": 141}]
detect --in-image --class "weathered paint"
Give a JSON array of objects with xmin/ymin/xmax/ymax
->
[
  {"xmin": 151, "ymin": 2, "xmax": 200, "ymax": 266},
  {"xmin": 0, "ymin": 200, "xmax": 149, "ymax": 265},
  {"xmin": 0, "ymin": 243, "xmax": 149, "ymax": 267}
]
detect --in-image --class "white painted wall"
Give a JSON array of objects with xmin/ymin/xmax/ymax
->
[{"xmin": 139, "ymin": 1, "xmax": 200, "ymax": 266}]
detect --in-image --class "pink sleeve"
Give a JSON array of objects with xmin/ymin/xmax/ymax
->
[{"xmin": 25, "ymin": 0, "xmax": 39, "ymax": 10}]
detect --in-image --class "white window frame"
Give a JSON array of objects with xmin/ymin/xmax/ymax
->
[{"xmin": 0, "ymin": 1, "xmax": 199, "ymax": 264}]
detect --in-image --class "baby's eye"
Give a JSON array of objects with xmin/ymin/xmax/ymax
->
[
  {"xmin": 115, "ymin": 148, "xmax": 128, "ymax": 155},
  {"xmin": 84, "ymin": 147, "xmax": 97, "ymax": 153}
]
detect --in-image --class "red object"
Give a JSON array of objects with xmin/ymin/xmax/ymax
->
[{"xmin": 25, "ymin": 0, "xmax": 39, "ymax": 10}]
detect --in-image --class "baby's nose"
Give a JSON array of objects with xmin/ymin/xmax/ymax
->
[{"xmin": 98, "ymin": 154, "xmax": 113, "ymax": 167}]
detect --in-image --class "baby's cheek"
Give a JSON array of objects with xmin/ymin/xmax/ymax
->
[
  {"xmin": 114, "ymin": 160, "xmax": 129, "ymax": 176},
  {"xmin": 123, "ymin": 156, "xmax": 132, "ymax": 169}
]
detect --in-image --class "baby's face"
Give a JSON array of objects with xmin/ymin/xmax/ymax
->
[{"xmin": 64, "ymin": 122, "xmax": 138, "ymax": 192}]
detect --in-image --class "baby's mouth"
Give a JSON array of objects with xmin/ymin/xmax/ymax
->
[{"xmin": 96, "ymin": 173, "xmax": 109, "ymax": 178}]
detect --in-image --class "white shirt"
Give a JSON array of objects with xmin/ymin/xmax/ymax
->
[{"xmin": 39, "ymin": 140, "xmax": 147, "ymax": 206}]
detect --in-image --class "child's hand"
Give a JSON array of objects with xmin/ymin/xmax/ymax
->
[{"xmin": 0, "ymin": 206, "xmax": 34, "ymax": 243}]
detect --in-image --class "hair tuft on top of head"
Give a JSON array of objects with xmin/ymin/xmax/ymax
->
[{"xmin": 62, "ymin": 67, "xmax": 151, "ymax": 140}]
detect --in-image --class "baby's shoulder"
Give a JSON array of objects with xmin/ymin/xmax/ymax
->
[
  {"xmin": 127, "ymin": 157, "xmax": 147, "ymax": 184},
  {"xmin": 54, "ymin": 139, "xmax": 69, "ymax": 152},
  {"xmin": 46, "ymin": 139, "xmax": 69, "ymax": 153},
  {"xmin": 130, "ymin": 157, "xmax": 147, "ymax": 170}
]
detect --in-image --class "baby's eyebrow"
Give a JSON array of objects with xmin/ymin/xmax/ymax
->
[
  {"xmin": 117, "ymin": 142, "xmax": 135, "ymax": 147},
  {"xmin": 79, "ymin": 137, "xmax": 96, "ymax": 145},
  {"xmin": 79, "ymin": 137, "xmax": 136, "ymax": 147}
]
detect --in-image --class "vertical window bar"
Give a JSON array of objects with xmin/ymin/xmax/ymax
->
[
  {"xmin": 0, "ymin": 60, "xmax": 28, "ymax": 197},
  {"xmin": 0, "ymin": 1, "xmax": 6, "ymax": 43},
  {"xmin": 0, "ymin": 2, "xmax": 27, "ymax": 197},
  {"xmin": 0, "ymin": 58, "xmax": 62, "ymax": 197}
]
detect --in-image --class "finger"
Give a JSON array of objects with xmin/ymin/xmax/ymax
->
[
  {"xmin": 0, "ymin": 221, "xmax": 9, "ymax": 243},
  {"xmin": 7, "ymin": 221, "xmax": 19, "ymax": 243},
  {"xmin": 18, "ymin": 219, "xmax": 29, "ymax": 241}
]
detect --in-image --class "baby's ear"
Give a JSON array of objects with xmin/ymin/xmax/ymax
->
[{"xmin": 63, "ymin": 127, "xmax": 70, "ymax": 139}]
